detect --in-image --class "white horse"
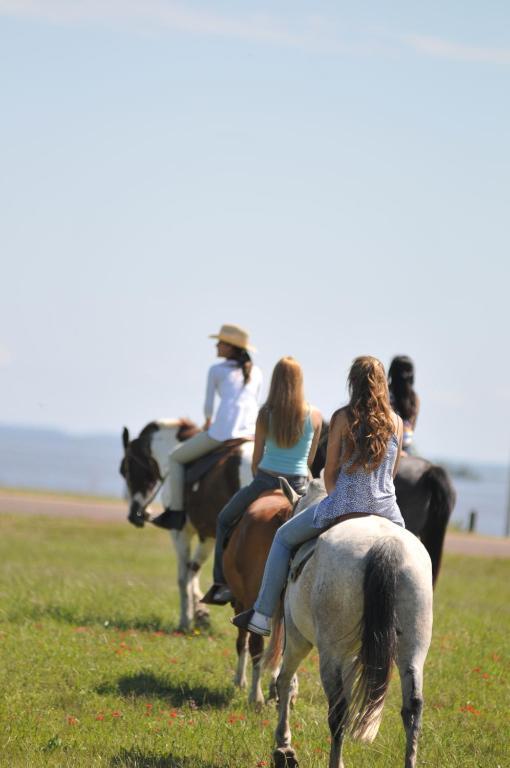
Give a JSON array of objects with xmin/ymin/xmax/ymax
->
[
  {"xmin": 121, "ymin": 419, "xmax": 253, "ymax": 632},
  {"xmin": 267, "ymin": 484, "xmax": 433, "ymax": 768}
]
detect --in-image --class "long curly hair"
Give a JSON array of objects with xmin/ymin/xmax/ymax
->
[
  {"xmin": 343, "ymin": 356, "xmax": 394, "ymax": 473},
  {"xmin": 258, "ymin": 357, "xmax": 307, "ymax": 448},
  {"xmin": 388, "ymin": 355, "xmax": 417, "ymax": 422}
]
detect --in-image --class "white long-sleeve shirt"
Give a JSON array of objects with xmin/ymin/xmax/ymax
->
[{"xmin": 204, "ymin": 360, "xmax": 262, "ymax": 442}]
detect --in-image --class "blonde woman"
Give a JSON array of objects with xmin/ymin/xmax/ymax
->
[
  {"xmin": 151, "ymin": 324, "xmax": 262, "ymax": 530},
  {"xmin": 233, "ymin": 356, "xmax": 404, "ymax": 635},
  {"xmin": 202, "ymin": 357, "xmax": 322, "ymax": 605}
]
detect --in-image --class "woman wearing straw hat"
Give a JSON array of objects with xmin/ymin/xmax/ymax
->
[{"xmin": 151, "ymin": 324, "xmax": 262, "ymax": 530}]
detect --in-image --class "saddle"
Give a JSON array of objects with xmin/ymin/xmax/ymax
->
[
  {"xmin": 288, "ymin": 512, "xmax": 371, "ymax": 582},
  {"xmin": 184, "ymin": 438, "xmax": 251, "ymax": 486}
]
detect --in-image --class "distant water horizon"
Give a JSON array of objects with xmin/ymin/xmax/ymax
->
[{"xmin": 0, "ymin": 423, "xmax": 508, "ymax": 537}]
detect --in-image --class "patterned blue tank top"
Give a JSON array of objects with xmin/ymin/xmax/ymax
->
[
  {"xmin": 259, "ymin": 408, "xmax": 314, "ymax": 477},
  {"xmin": 313, "ymin": 434, "xmax": 404, "ymax": 528}
]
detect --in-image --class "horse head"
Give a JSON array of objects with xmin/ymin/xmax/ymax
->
[{"xmin": 120, "ymin": 423, "xmax": 162, "ymax": 525}]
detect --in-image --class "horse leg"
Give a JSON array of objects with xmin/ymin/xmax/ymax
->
[
  {"xmin": 396, "ymin": 574, "xmax": 432, "ymax": 768},
  {"xmin": 319, "ymin": 656, "xmax": 347, "ymax": 768},
  {"xmin": 188, "ymin": 537, "xmax": 214, "ymax": 628},
  {"xmin": 398, "ymin": 662, "xmax": 424, "ymax": 768},
  {"xmin": 248, "ymin": 631, "xmax": 265, "ymax": 707},
  {"xmin": 273, "ymin": 616, "xmax": 311, "ymax": 768},
  {"xmin": 234, "ymin": 627, "xmax": 249, "ymax": 689},
  {"xmin": 170, "ymin": 528, "xmax": 194, "ymax": 632}
]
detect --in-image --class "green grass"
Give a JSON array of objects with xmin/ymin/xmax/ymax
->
[{"xmin": 0, "ymin": 513, "xmax": 508, "ymax": 768}]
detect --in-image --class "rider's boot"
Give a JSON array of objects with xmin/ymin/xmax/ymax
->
[
  {"xmin": 231, "ymin": 608, "xmax": 271, "ymax": 637},
  {"xmin": 201, "ymin": 583, "xmax": 233, "ymax": 606},
  {"xmin": 150, "ymin": 508, "xmax": 186, "ymax": 531}
]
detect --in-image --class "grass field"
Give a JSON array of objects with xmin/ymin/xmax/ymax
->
[{"xmin": 0, "ymin": 513, "xmax": 508, "ymax": 768}]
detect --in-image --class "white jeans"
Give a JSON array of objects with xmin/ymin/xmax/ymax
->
[{"xmin": 165, "ymin": 431, "xmax": 221, "ymax": 510}]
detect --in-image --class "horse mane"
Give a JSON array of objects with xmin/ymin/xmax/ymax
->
[
  {"xmin": 138, "ymin": 422, "xmax": 161, "ymax": 441},
  {"xmin": 176, "ymin": 418, "xmax": 200, "ymax": 442}
]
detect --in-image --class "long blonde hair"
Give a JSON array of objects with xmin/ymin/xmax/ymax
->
[
  {"xmin": 259, "ymin": 357, "xmax": 307, "ymax": 448},
  {"xmin": 343, "ymin": 356, "xmax": 394, "ymax": 473}
]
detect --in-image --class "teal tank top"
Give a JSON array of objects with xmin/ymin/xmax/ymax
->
[{"xmin": 258, "ymin": 408, "xmax": 314, "ymax": 477}]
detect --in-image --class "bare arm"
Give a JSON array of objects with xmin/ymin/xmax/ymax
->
[
  {"xmin": 307, "ymin": 407, "xmax": 323, "ymax": 469},
  {"xmin": 324, "ymin": 409, "xmax": 347, "ymax": 495},
  {"xmin": 409, "ymin": 394, "xmax": 420, "ymax": 430},
  {"xmin": 392, "ymin": 413, "xmax": 404, "ymax": 477},
  {"xmin": 251, "ymin": 412, "xmax": 267, "ymax": 477}
]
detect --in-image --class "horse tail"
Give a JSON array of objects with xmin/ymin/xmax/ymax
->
[
  {"xmin": 420, "ymin": 464, "xmax": 456, "ymax": 585},
  {"xmin": 263, "ymin": 598, "xmax": 284, "ymax": 672},
  {"xmin": 345, "ymin": 538, "xmax": 402, "ymax": 743}
]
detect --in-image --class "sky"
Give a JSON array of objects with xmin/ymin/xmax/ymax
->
[{"xmin": 1, "ymin": 1, "xmax": 509, "ymax": 464}]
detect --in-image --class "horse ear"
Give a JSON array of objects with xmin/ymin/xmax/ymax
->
[
  {"xmin": 279, "ymin": 476, "xmax": 300, "ymax": 508},
  {"xmin": 122, "ymin": 427, "xmax": 130, "ymax": 451}
]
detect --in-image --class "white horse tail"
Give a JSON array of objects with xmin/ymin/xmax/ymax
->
[
  {"xmin": 346, "ymin": 537, "xmax": 402, "ymax": 743},
  {"xmin": 263, "ymin": 598, "xmax": 285, "ymax": 672}
]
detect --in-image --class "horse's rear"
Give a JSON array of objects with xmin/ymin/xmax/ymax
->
[
  {"xmin": 273, "ymin": 517, "xmax": 433, "ymax": 768},
  {"xmin": 223, "ymin": 490, "xmax": 292, "ymax": 704}
]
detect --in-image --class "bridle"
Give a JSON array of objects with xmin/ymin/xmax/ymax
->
[{"xmin": 124, "ymin": 446, "xmax": 169, "ymax": 513}]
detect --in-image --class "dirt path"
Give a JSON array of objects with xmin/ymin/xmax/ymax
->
[{"xmin": 1, "ymin": 489, "xmax": 509, "ymax": 558}]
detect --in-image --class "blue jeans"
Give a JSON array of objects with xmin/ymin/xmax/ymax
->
[
  {"xmin": 253, "ymin": 502, "xmax": 325, "ymax": 617},
  {"xmin": 213, "ymin": 470, "xmax": 308, "ymax": 585}
]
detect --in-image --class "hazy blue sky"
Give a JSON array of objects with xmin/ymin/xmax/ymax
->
[{"xmin": 1, "ymin": 1, "xmax": 509, "ymax": 463}]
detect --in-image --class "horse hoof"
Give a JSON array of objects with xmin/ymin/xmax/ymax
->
[
  {"xmin": 194, "ymin": 609, "xmax": 210, "ymax": 630},
  {"xmin": 268, "ymin": 680, "xmax": 279, "ymax": 702},
  {"xmin": 273, "ymin": 748, "xmax": 299, "ymax": 768}
]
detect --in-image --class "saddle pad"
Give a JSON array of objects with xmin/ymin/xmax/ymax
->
[
  {"xmin": 184, "ymin": 440, "xmax": 246, "ymax": 486},
  {"xmin": 289, "ymin": 537, "xmax": 317, "ymax": 582}
]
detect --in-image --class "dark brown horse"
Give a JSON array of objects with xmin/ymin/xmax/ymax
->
[{"xmin": 120, "ymin": 418, "xmax": 254, "ymax": 631}]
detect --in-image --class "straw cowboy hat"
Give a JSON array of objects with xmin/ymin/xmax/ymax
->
[{"xmin": 209, "ymin": 324, "xmax": 256, "ymax": 352}]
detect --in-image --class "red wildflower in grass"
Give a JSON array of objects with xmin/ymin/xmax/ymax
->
[
  {"xmin": 472, "ymin": 667, "xmax": 481, "ymax": 673},
  {"xmin": 95, "ymin": 714, "xmax": 105, "ymax": 721},
  {"xmin": 67, "ymin": 716, "xmax": 78, "ymax": 725},
  {"xmin": 256, "ymin": 761, "xmax": 268, "ymax": 767},
  {"xmin": 460, "ymin": 705, "xmax": 481, "ymax": 715},
  {"xmin": 222, "ymin": 648, "xmax": 231, "ymax": 657},
  {"xmin": 153, "ymin": 630, "xmax": 165, "ymax": 637},
  {"xmin": 74, "ymin": 626, "xmax": 88, "ymax": 633},
  {"xmin": 169, "ymin": 658, "xmax": 178, "ymax": 664},
  {"xmin": 261, "ymin": 719, "xmax": 270, "ymax": 728},
  {"xmin": 169, "ymin": 710, "xmax": 177, "ymax": 718},
  {"xmin": 492, "ymin": 653, "xmax": 501, "ymax": 663},
  {"xmin": 111, "ymin": 711, "xmax": 122, "ymax": 718}
]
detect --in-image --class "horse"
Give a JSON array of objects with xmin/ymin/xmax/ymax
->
[
  {"xmin": 222, "ymin": 490, "xmax": 292, "ymax": 706},
  {"xmin": 120, "ymin": 419, "xmax": 254, "ymax": 631},
  {"xmin": 266, "ymin": 481, "xmax": 433, "ymax": 768},
  {"xmin": 311, "ymin": 425, "xmax": 455, "ymax": 585}
]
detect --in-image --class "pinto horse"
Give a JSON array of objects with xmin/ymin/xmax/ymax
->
[{"xmin": 120, "ymin": 419, "xmax": 253, "ymax": 631}]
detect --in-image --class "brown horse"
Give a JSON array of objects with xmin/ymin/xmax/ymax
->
[
  {"xmin": 223, "ymin": 490, "xmax": 292, "ymax": 705},
  {"xmin": 120, "ymin": 418, "xmax": 254, "ymax": 631}
]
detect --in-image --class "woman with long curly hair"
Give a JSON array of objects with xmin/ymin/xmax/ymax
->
[
  {"xmin": 388, "ymin": 355, "xmax": 420, "ymax": 455},
  {"xmin": 202, "ymin": 357, "xmax": 322, "ymax": 605},
  {"xmin": 232, "ymin": 356, "xmax": 404, "ymax": 637}
]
